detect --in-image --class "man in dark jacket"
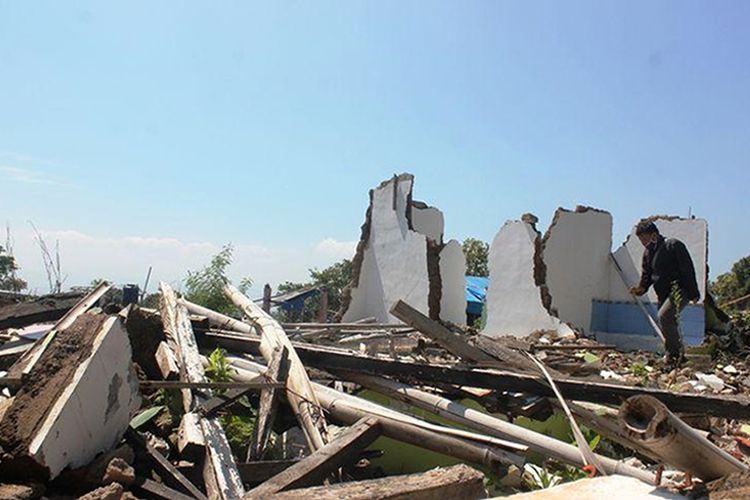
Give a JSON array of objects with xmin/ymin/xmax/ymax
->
[{"xmin": 629, "ymin": 221, "xmax": 701, "ymax": 365}]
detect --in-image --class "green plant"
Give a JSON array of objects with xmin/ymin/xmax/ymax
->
[
  {"xmin": 522, "ymin": 463, "xmax": 562, "ymax": 490},
  {"xmin": 220, "ymin": 413, "xmax": 256, "ymax": 458},
  {"xmin": 670, "ymin": 281, "xmax": 683, "ymax": 326},
  {"xmin": 0, "ymin": 244, "xmax": 26, "ymax": 292},
  {"xmin": 710, "ymin": 255, "xmax": 750, "ymax": 309},
  {"xmin": 205, "ymin": 348, "xmax": 233, "ymax": 384},
  {"xmin": 184, "ymin": 244, "xmax": 252, "ymax": 315},
  {"xmin": 629, "ymin": 361, "xmax": 653, "ymax": 378},
  {"xmin": 275, "ymin": 259, "xmax": 353, "ymax": 322}
]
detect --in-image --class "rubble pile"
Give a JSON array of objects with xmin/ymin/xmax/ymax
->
[{"xmin": 1, "ymin": 283, "xmax": 750, "ymax": 499}]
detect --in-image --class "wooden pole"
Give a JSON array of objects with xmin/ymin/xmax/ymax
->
[
  {"xmin": 225, "ymin": 284, "xmax": 329, "ymax": 451},
  {"xmin": 247, "ymin": 346, "xmax": 290, "ymax": 461},
  {"xmin": 181, "ymin": 299, "xmax": 254, "ymax": 335},
  {"xmin": 262, "ymin": 284, "xmax": 272, "ymax": 313},
  {"xmin": 316, "ymin": 287, "xmax": 328, "ymax": 323}
]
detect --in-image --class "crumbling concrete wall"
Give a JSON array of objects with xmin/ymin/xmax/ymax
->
[
  {"xmin": 542, "ymin": 207, "xmax": 613, "ymax": 335},
  {"xmin": 341, "ymin": 174, "xmax": 466, "ymax": 324},
  {"xmin": 483, "ymin": 218, "xmax": 574, "ymax": 338},
  {"xmin": 439, "ymin": 240, "xmax": 468, "ymax": 325}
]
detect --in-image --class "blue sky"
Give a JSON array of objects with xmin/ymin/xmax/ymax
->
[{"xmin": 1, "ymin": 1, "xmax": 748, "ymax": 294}]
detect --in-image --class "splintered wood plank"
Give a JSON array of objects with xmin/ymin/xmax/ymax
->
[
  {"xmin": 244, "ymin": 417, "xmax": 381, "ymax": 499},
  {"xmin": 267, "ymin": 463, "xmax": 485, "ymax": 500},
  {"xmin": 248, "ymin": 345, "xmax": 290, "ymax": 461},
  {"xmin": 225, "ymin": 284, "xmax": 329, "ymax": 451},
  {"xmin": 160, "ymin": 282, "xmax": 244, "ymax": 500},
  {"xmin": 390, "ymin": 300, "xmax": 497, "ymax": 364}
]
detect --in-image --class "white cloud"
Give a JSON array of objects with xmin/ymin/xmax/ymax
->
[
  {"xmin": 313, "ymin": 238, "xmax": 358, "ymax": 260},
  {"xmin": 0, "ymin": 165, "xmax": 70, "ymax": 187},
  {"xmin": 11, "ymin": 228, "xmax": 355, "ymax": 297}
]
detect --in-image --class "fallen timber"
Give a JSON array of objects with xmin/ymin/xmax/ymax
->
[
  {"xmin": 619, "ymin": 395, "xmax": 747, "ymax": 481},
  {"xmin": 228, "ymin": 356, "xmax": 525, "ymax": 472},
  {"xmin": 202, "ymin": 330, "xmax": 750, "ymax": 420},
  {"xmin": 160, "ymin": 283, "xmax": 244, "ymax": 500},
  {"xmin": 340, "ymin": 372, "xmax": 654, "ymax": 483},
  {"xmin": 245, "ymin": 417, "xmax": 382, "ymax": 498},
  {"xmin": 266, "ymin": 463, "xmax": 486, "ymax": 500},
  {"xmin": 225, "ymin": 285, "xmax": 329, "ymax": 452}
]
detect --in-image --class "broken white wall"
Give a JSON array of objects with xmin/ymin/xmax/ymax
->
[
  {"xmin": 342, "ymin": 174, "xmax": 466, "ymax": 324},
  {"xmin": 543, "ymin": 208, "xmax": 612, "ymax": 335},
  {"xmin": 609, "ymin": 218, "xmax": 708, "ymax": 304},
  {"xmin": 483, "ymin": 219, "xmax": 573, "ymax": 338},
  {"xmin": 439, "ymin": 240, "xmax": 467, "ymax": 325},
  {"xmin": 29, "ymin": 316, "xmax": 141, "ymax": 477},
  {"xmin": 343, "ymin": 175, "xmax": 432, "ymax": 323},
  {"xmin": 411, "ymin": 204, "xmax": 444, "ymax": 242}
]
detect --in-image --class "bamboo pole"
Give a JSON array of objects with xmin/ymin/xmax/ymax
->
[
  {"xmin": 181, "ymin": 299, "xmax": 254, "ymax": 335},
  {"xmin": 226, "ymin": 357, "xmax": 525, "ymax": 472},
  {"xmin": 619, "ymin": 395, "xmax": 747, "ymax": 481},
  {"xmin": 343, "ymin": 372, "xmax": 655, "ymax": 484}
]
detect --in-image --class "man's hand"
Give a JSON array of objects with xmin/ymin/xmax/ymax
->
[{"xmin": 629, "ymin": 286, "xmax": 646, "ymax": 296}]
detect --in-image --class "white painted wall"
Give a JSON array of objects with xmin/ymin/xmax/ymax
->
[
  {"xmin": 439, "ymin": 239, "xmax": 467, "ymax": 325},
  {"xmin": 342, "ymin": 176, "xmax": 431, "ymax": 323},
  {"xmin": 544, "ymin": 209, "xmax": 612, "ymax": 333},
  {"xmin": 29, "ymin": 316, "xmax": 141, "ymax": 478},
  {"xmin": 411, "ymin": 205, "xmax": 444, "ymax": 242},
  {"xmin": 609, "ymin": 218, "xmax": 707, "ymax": 304},
  {"xmin": 483, "ymin": 220, "xmax": 573, "ymax": 337}
]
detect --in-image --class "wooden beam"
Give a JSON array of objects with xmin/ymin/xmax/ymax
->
[
  {"xmin": 225, "ymin": 285, "xmax": 329, "ymax": 451},
  {"xmin": 266, "ymin": 464, "xmax": 486, "ymax": 500},
  {"xmin": 203, "ymin": 330, "xmax": 750, "ymax": 420},
  {"xmin": 126, "ymin": 428, "xmax": 207, "ymax": 500},
  {"xmin": 181, "ymin": 299, "xmax": 254, "ymax": 335},
  {"xmin": 160, "ymin": 283, "xmax": 245, "ymax": 500},
  {"xmin": 389, "ymin": 300, "xmax": 497, "ymax": 364},
  {"xmin": 155, "ymin": 341, "xmax": 180, "ymax": 380},
  {"xmin": 245, "ymin": 417, "xmax": 382, "ymax": 498},
  {"xmin": 134, "ymin": 477, "xmax": 197, "ymax": 500},
  {"xmin": 238, "ymin": 460, "xmax": 300, "ymax": 485},
  {"xmin": 248, "ymin": 346, "xmax": 290, "ymax": 461}
]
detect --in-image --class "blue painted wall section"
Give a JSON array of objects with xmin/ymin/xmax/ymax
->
[{"xmin": 591, "ymin": 300, "xmax": 704, "ymax": 346}]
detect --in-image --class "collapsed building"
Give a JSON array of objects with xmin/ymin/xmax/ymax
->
[{"xmin": 482, "ymin": 207, "xmax": 708, "ymax": 351}]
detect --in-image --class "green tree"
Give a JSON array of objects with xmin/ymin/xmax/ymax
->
[
  {"xmin": 0, "ymin": 245, "xmax": 27, "ymax": 292},
  {"xmin": 710, "ymin": 255, "xmax": 750, "ymax": 308},
  {"xmin": 462, "ymin": 238, "xmax": 489, "ymax": 277},
  {"xmin": 183, "ymin": 244, "xmax": 252, "ymax": 315},
  {"xmin": 275, "ymin": 259, "xmax": 353, "ymax": 322}
]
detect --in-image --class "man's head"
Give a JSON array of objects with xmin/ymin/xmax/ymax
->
[{"xmin": 635, "ymin": 221, "xmax": 659, "ymax": 247}]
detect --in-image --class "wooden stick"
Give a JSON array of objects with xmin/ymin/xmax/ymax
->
[
  {"xmin": 225, "ymin": 284, "xmax": 329, "ymax": 451},
  {"xmin": 247, "ymin": 346, "xmax": 290, "ymax": 461},
  {"xmin": 245, "ymin": 417, "xmax": 382, "ymax": 498},
  {"xmin": 267, "ymin": 464, "xmax": 486, "ymax": 500},
  {"xmin": 389, "ymin": 300, "xmax": 497, "ymax": 364},
  {"xmin": 139, "ymin": 379, "xmax": 283, "ymax": 390},
  {"xmin": 160, "ymin": 283, "xmax": 244, "ymax": 500},
  {"xmin": 181, "ymin": 299, "xmax": 254, "ymax": 335},
  {"xmin": 237, "ymin": 460, "xmax": 300, "ymax": 485}
]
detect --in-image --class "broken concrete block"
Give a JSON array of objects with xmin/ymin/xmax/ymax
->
[
  {"xmin": 483, "ymin": 218, "xmax": 574, "ymax": 338},
  {"xmin": 0, "ymin": 313, "xmax": 141, "ymax": 480},
  {"xmin": 103, "ymin": 457, "xmax": 136, "ymax": 486},
  {"xmin": 77, "ymin": 482, "xmax": 125, "ymax": 500},
  {"xmin": 341, "ymin": 174, "xmax": 466, "ymax": 324}
]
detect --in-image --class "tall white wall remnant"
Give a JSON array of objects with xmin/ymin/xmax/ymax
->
[
  {"xmin": 341, "ymin": 174, "xmax": 466, "ymax": 324},
  {"xmin": 542, "ymin": 207, "xmax": 613, "ymax": 335},
  {"xmin": 482, "ymin": 216, "xmax": 575, "ymax": 338}
]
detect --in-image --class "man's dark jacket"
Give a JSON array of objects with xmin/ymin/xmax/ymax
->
[{"xmin": 638, "ymin": 235, "xmax": 700, "ymax": 305}]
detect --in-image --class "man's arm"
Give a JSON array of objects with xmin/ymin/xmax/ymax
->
[
  {"xmin": 630, "ymin": 249, "xmax": 652, "ymax": 296},
  {"xmin": 674, "ymin": 241, "xmax": 700, "ymax": 302}
]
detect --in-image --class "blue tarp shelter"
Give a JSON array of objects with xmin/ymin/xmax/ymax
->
[{"xmin": 466, "ymin": 276, "xmax": 489, "ymax": 316}]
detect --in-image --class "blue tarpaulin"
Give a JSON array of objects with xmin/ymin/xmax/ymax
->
[{"xmin": 466, "ymin": 276, "xmax": 489, "ymax": 316}]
